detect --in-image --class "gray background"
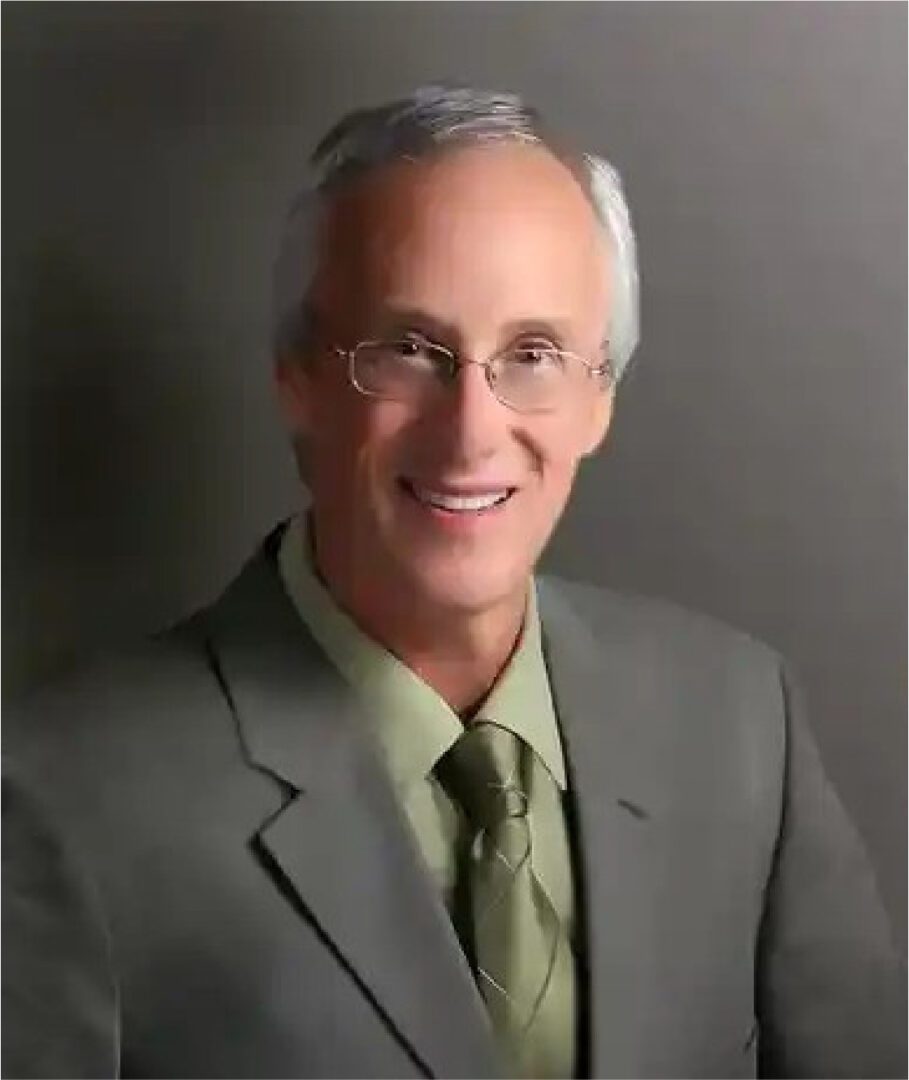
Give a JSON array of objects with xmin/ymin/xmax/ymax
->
[{"xmin": 3, "ymin": 3, "xmax": 906, "ymax": 950}]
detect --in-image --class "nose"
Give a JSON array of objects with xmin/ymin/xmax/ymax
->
[{"xmin": 426, "ymin": 356, "xmax": 512, "ymax": 461}]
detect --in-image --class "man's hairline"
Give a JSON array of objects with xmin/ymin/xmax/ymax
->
[{"xmin": 284, "ymin": 137, "xmax": 617, "ymax": 374}]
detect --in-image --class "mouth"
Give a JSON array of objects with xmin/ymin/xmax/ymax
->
[{"xmin": 397, "ymin": 478, "xmax": 517, "ymax": 518}]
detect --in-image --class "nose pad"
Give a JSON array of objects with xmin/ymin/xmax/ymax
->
[
  {"xmin": 447, "ymin": 358, "xmax": 503, "ymax": 409},
  {"xmin": 456, "ymin": 367, "xmax": 510, "ymax": 430}
]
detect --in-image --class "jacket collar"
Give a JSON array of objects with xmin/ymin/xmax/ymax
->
[
  {"xmin": 203, "ymin": 527, "xmax": 502, "ymax": 1077},
  {"xmin": 536, "ymin": 576, "xmax": 658, "ymax": 1077}
]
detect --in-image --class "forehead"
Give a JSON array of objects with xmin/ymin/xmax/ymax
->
[{"xmin": 312, "ymin": 143, "xmax": 610, "ymax": 340}]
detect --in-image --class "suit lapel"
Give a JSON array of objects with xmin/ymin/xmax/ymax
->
[
  {"xmin": 204, "ymin": 536, "xmax": 502, "ymax": 1079},
  {"xmin": 537, "ymin": 576, "xmax": 658, "ymax": 1079},
  {"xmin": 203, "ymin": 533, "xmax": 660, "ymax": 1079}
]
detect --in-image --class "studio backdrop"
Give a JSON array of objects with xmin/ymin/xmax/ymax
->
[{"xmin": 3, "ymin": 2, "xmax": 905, "ymax": 950}]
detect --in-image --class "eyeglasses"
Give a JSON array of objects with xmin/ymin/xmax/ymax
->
[{"xmin": 330, "ymin": 335, "xmax": 612, "ymax": 414}]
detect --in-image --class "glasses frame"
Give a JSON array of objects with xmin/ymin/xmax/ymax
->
[{"xmin": 330, "ymin": 337, "xmax": 613, "ymax": 415}]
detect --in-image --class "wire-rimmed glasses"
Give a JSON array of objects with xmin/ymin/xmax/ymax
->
[{"xmin": 331, "ymin": 335, "xmax": 612, "ymax": 414}]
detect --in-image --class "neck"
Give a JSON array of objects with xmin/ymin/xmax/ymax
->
[{"xmin": 305, "ymin": 512, "xmax": 528, "ymax": 716}]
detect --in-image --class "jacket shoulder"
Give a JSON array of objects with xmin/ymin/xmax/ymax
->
[
  {"xmin": 4, "ymin": 616, "xmax": 231, "ymax": 799},
  {"xmin": 8, "ymin": 616, "xmax": 209, "ymax": 724},
  {"xmin": 539, "ymin": 572, "xmax": 783, "ymax": 674}
]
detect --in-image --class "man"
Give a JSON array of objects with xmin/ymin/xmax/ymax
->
[{"xmin": 3, "ymin": 85, "xmax": 903, "ymax": 1079}]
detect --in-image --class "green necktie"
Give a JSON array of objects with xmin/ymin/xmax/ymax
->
[{"xmin": 436, "ymin": 721, "xmax": 576, "ymax": 1079}]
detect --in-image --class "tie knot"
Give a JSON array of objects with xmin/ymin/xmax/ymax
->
[{"xmin": 435, "ymin": 721, "xmax": 530, "ymax": 829}]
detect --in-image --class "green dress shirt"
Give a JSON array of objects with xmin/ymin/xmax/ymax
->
[{"xmin": 277, "ymin": 513, "xmax": 578, "ymax": 1075}]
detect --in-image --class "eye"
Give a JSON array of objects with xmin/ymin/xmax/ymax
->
[
  {"xmin": 392, "ymin": 335, "xmax": 422, "ymax": 355},
  {"xmin": 388, "ymin": 334, "xmax": 431, "ymax": 358},
  {"xmin": 510, "ymin": 342, "xmax": 565, "ymax": 370},
  {"xmin": 384, "ymin": 334, "xmax": 447, "ymax": 371}
]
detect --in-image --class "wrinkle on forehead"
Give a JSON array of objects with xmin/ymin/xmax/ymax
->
[{"xmin": 310, "ymin": 143, "xmax": 612, "ymax": 350}]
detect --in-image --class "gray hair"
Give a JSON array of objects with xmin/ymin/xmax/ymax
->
[{"xmin": 272, "ymin": 84, "xmax": 640, "ymax": 381}]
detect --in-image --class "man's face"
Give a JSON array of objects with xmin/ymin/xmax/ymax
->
[{"xmin": 277, "ymin": 143, "xmax": 614, "ymax": 619}]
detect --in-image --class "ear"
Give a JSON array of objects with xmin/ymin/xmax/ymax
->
[
  {"xmin": 274, "ymin": 351, "xmax": 314, "ymax": 440},
  {"xmin": 579, "ymin": 381, "xmax": 615, "ymax": 458}
]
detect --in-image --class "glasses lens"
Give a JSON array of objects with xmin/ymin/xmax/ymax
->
[
  {"xmin": 494, "ymin": 346, "xmax": 578, "ymax": 411},
  {"xmin": 353, "ymin": 340, "xmax": 447, "ymax": 401}
]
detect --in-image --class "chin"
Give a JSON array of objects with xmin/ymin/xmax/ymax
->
[
  {"xmin": 396, "ymin": 554, "xmax": 527, "ymax": 616},
  {"xmin": 369, "ymin": 485, "xmax": 541, "ymax": 613}
]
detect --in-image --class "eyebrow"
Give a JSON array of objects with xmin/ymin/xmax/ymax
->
[{"xmin": 372, "ymin": 305, "xmax": 577, "ymax": 348}]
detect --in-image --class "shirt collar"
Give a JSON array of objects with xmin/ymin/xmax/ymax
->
[
  {"xmin": 277, "ymin": 513, "xmax": 566, "ymax": 795},
  {"xmin": 477, "ymin": 575, "xmax": 567, "ymax": 789}
]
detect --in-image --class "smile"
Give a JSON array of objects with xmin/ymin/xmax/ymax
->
[{"xmin": 398, "ymin": 478, "xmax": 517, "ymax": 517}]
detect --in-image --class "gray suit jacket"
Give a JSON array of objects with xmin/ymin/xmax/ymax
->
[{"xmin": 3, "ymin": 527, "xmax": 903, "ymax": 1078}]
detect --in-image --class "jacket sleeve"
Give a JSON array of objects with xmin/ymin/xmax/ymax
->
[
  {"xmin": 1, "ymin": 768, "xmax": 120, "ymax": 1079},
  {"xmin": 755, "ymin": 662, "xmax": 906, "ymax": 1078}
]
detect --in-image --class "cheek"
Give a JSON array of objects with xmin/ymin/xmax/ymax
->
[
  {"xmin": 533, "ymin": 410, "xmax": 593, "ymax": 479},
  {"xmin": 537, "ymin": 459, "xmax": 582, "ymax": 530},
  {"xmin": 525, "ymin": 417, "xmax": 594, "ymax": 518},
  {"xmin": 314, "ymin": 400, "xmax": 411, "ymax": 501},
  {"xmin": 305, "ymin": 387, "xmax": 365, "ymax": 496}
]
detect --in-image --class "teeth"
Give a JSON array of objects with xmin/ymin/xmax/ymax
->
[{"xmin": 410, "ymin": 484, "xmax": 511, "ymax": 511}]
